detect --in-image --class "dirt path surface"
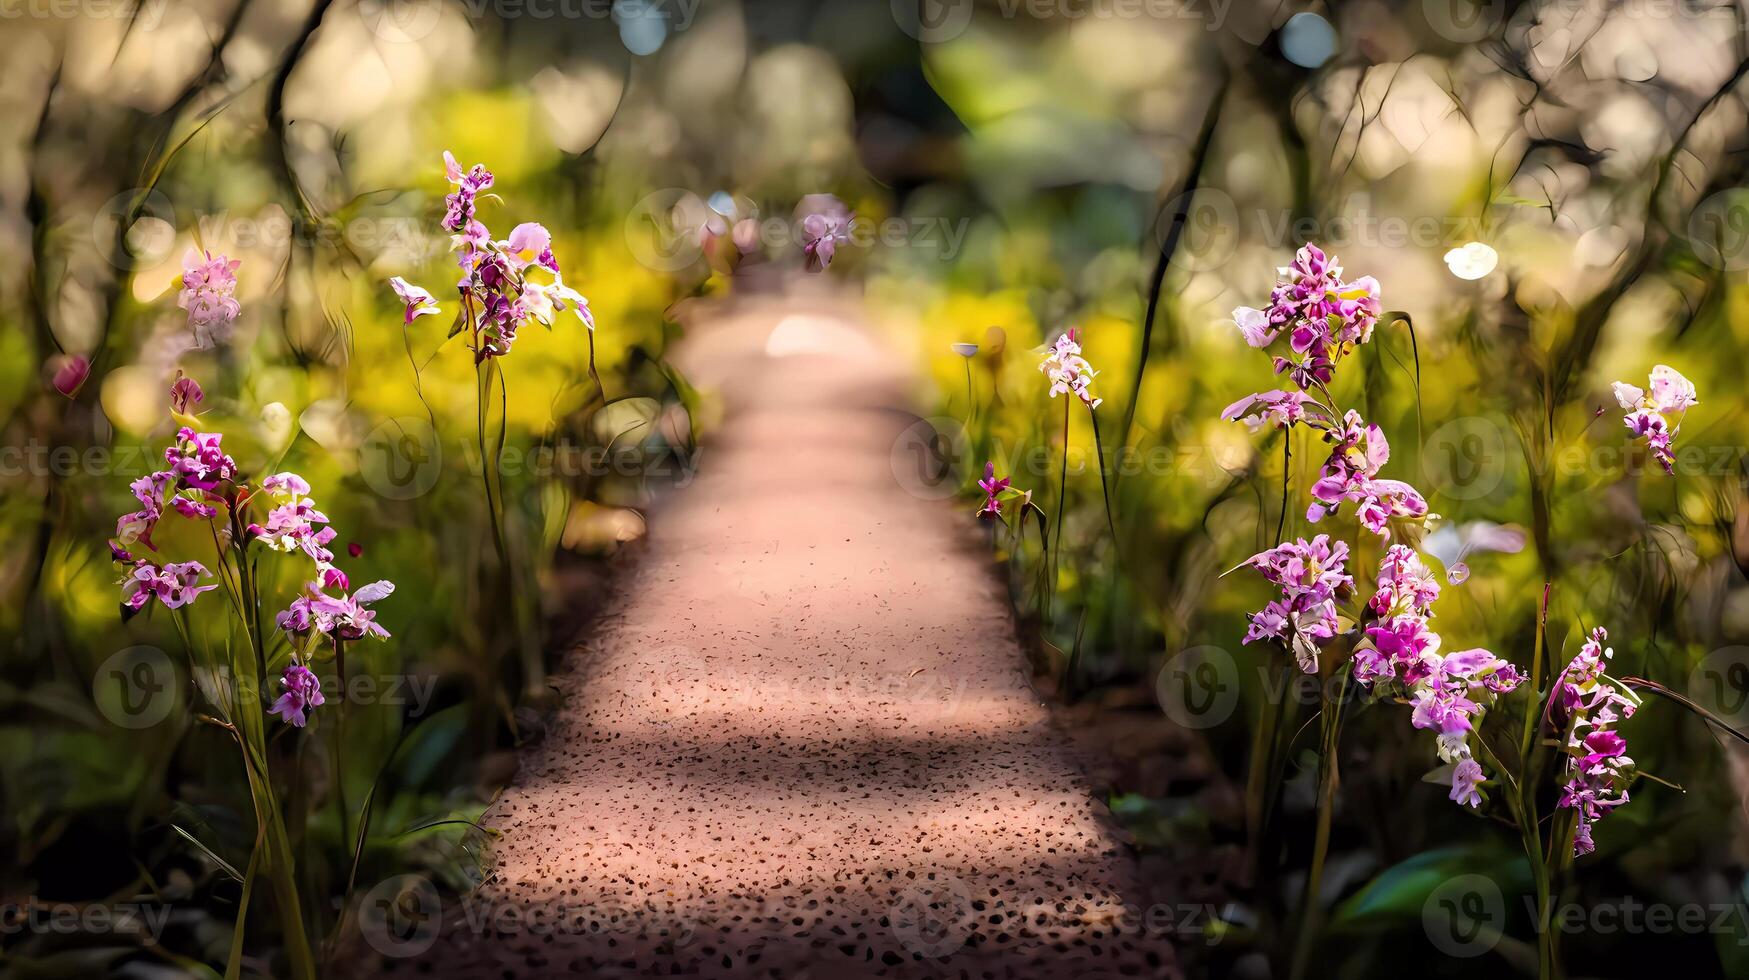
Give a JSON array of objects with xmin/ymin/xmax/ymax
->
[{"xmin": 366, "ymin": 294, "xmax": 1177, "ymax": 979}]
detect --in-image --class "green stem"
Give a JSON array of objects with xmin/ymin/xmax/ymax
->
[
  {"xmin": 585, "ymin": 322, "xmax": 607, "ymax": 410},
  {"xmin": 963, "ymin": 357, "xmax": 976, "ymax": 428},
  {"xmin": 1087, "ymin": 407, "xmax": 1120, "ymax": 548},
  {"xmin": 223, "ymin": 521, "xmax": 314, "ymax": 980},
  {"xmin": 1247, "ymin": 657, "xmax": 1297, "ymax": 956},
  {"xmin": 1290, "ymin": 670, "xmax": 1348, "ymax": 980},
  {"xmin": 329, "ymin": 638, "xmax": 349, "ymax": 849},
  {"xmin": 475, "ymin": 361, "xmax": 510, "ymax": 568},
  {"xmin": 1517, "ymin": 583, "xmax": 1558, "ymax": 978},
  {"xmin": 475, "ymin": 354, "xmax": 545, "ymax": 720},
  {"xmin": 236, "ymin": 693, "xmax": 315, "ymax": 980},
  {"xmin": 225, "ymin": 829, "xmax": 263, "ymax": 980},
  {"xmin": 1053, "ymin": 396, "xmax": 1069, "ymax": 619}
]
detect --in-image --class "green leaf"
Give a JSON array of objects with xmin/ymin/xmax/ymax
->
[
  {"xmin": 393, "ymin": 704, "xmax": 469, "ymax": 788},
  {"xmin": 1330, "ymin": 845, "xmax": 1528, "ymax": 930},
  {"xmin": 171, "ymin": 824, "xmax": 244, "ymax": 882}
]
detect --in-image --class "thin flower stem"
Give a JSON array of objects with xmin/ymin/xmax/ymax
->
[
  {"xmin": 1519, "ymin": 583, "xmax": 1551, "ymax": 767},
  {"xmin": 1276, "ymin": 431, "xmax": 1292, "ymax": 546},
  {"xmin": 1087, "ymin": 407, "xmax": 1119, "ymax": 547},
  {"xmin": 585, "ymin": 323, "xmax": 607, "ymax": 409},
  {"xmin": 475, "ymin": 360, "xmax": 511, "ymax": 568},
  {"xmin": 1505, "ymin": 583, "xmax": 1568, "ymax": 980},
  {"xmin": 224, "ymin": 824, "xmax": 264, "ymax": 980},
  {"xmin": 1053, "ymin": 396, "xmax": 1069, "ymax": 620},
  {"xmin": 963, "ymin": 358, "xmax": 976, "ymax": 428},
  {"xmin": 1289, "ymin": 668, "xmax": 1349, "ymax": 980},
  {"xmin": 329, "ymin": 637, "xmax": 350, "ymax": 851},
  {"xmin": 1469, "ymin": 729, "xmax": 1520, "ymax": 796},
  {"xmin": 1619, "ymin": 675, "xmax": 1749, "ymax": 744},
  {"xmin": 231, "ymin": 652, "xmax": 315, "ymax": 980}
]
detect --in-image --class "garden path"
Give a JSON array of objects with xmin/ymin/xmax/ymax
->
[{"xmin": 366, "ymin": 291, "xmax": 1177, "ymax": 979}]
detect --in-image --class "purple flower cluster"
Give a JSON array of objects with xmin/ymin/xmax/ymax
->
[
  {"xmin": 1231, "ymin": 244, "xmax": 1380, "ymax": 389},
  {"xmin": 176, "ymin": 248, "xmax": 242, "ymax": 347},
  {"xmin": 1220, "ymin": 389, "xmax": 1314, "ymax": 433},
  {"xmin": 269, "ymin": 663, "xmax": 326, "ymax": 728},
  {"xmin": 440, "ymin": 151, "xmax": 495, "ymax": 236},
  {"xmin": 121, "ymin": 559, "xmax": 218, "ymax": 611},
  {"xmin": 1224, "ymin": 247, "xmax": 1428, "ymax": 541},
  {"xmin": 401, "ymin": 152, "xmax": 592, "ymax": 361},
  {"xmin": 248, "ymin": 474, "xmax": 343, "ymax": 584},
  {"xmin": 1307, "ymin": 410, "xmax": 1428, "ymax": 538},
  {"xmin": 252, "ymin": 473, "xmax": 395, "ymax": 647},
  {"xmin": 166, "ymin": 426, "xmax": 239, "ymax": 492},
  {"xmin": 1039, "ymin": 329, "xmax": 1101, "ymax": 409},
  {"xmin": 109, "ymin": 377, "xmax": 394, "ymax": 728},
  {"xmin": 1239, "ymin": 535, "xmax": 1353, "ymax": 674},
  {"xmin": 1552, "ymin": 627, "xmax": 1637, "ymax": 855},
  {"xmin": 1352, "ymin": 545, "xmax": 1523, "ymax": 807},
  {"xmin": 795, "ymin": 194, "xmax": 852, "ymax": 272},
  {"xmin": 802, "ymin": 212, "xmax": 848, "ymax": 272},
  {"xmin": 1612, "ymin": 365, "xmax": 1697, "ymax": 475},
  {"xmin": 977, "ymin": 462, "xmax": 1010, "ymax": 519},
  {"xmin": 112, "ymin": 422, "xmax": 239, "ymax": 561},
  {"xmin": 276, "ymin": 581, "xmax": 394, "ymax": 643}
]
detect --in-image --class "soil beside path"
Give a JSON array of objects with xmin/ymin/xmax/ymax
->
[{"xmin": 362, "ymin": 292, "xmax": 1179, "ymax": 979}]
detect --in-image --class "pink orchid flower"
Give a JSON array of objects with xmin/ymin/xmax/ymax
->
[
  {"xmin": 389, "ymin": 276, "xmax": 442, "ymax": 324},
  {"xmin": 503, "ymin": 222, "xmax": 560, "ymax": 274},
  {"xmin": 977, "ymin": 462, "xmax": 1011, "ymax": 519},
  {"xmin": 1612, "ymin": 364, "xmax": 1696, "ymax": 474},
  {"xmin": 269, "ymin": 663, "xmax": 326, "ymax": 727},
  {"xmin": 170, "ymin": 372, "xmax": 204, "ymax": 414},
  {"xmin": 177, "ymin": 248, "xmax": 242, "ymax": 345}
]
